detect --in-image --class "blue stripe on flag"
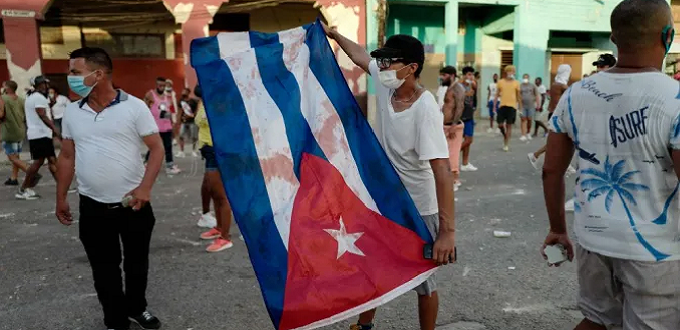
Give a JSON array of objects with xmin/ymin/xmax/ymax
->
[
  {"xmin": 249, "ymin": 30, "xmax": 281, "ymax": 48},
  {"xmin": 304, "ymin": 21, "xmax": 433, "ymax": 243},
  {"xmin": 189, "ymin": 35, "xmax": 220, "ymax": 68},
  {"xmin": 250, "ymin": 33, "xmax": 328, "ymax": 178},
  {"xmin": 192, "ymin": 56, "xmax": 288, "ymax": 327}
]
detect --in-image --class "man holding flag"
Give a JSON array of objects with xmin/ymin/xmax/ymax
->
[
  {"xmin": 191, "ymin": 21, "xmax": 455, "ymax": 330},
  {"xmin": 322, "ymin": 24, "xmax": 456, "ymax": 330}
]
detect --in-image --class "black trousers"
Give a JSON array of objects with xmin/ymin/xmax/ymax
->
[
  {"xmin": 79, "ymin": 195, "xmax": 156, "ymax": 329},
  {"xmin": 145, "ymin": 131, "xmax": 173, "ymax": 166}
]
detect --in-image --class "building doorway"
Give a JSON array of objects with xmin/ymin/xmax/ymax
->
[{"xmin": 550, "ymin": 53, "xmax": 583, "ymax": 85}]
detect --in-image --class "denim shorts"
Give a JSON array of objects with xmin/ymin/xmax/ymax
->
[
  {"xmin": 200, "ymin": 145, "xmax": 218, "ymax": 171},
  {"xmin": 2, "ymin": 141, "xmax": 22, "ymax": 156}
]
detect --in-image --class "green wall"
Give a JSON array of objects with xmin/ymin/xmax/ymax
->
[{"xmin": 386, "ymin": 4, "xmax": 446, "ymax": 54}]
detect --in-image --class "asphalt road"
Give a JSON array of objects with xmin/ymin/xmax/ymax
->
[{"xmin": 0, "ymin": 125, "xmax": 581, "ymax": 330}]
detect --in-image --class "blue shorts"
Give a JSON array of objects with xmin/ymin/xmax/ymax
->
[
  {"xmin": 2, "ymin": 141, "xmax": 22, "ymax": 155},
  {"xmin": 200, "ymin": 145, "xmax": 218, "ymax": 172},
  {"xmin": 463, "ymin": 120, "xmax": 475, "ymax": 137},
  {"xmin": 488, "ymin": 100, "xmax": 499, "ymax": 117}
]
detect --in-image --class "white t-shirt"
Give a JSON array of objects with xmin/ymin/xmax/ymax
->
[
  {"xmin": 62, "ymin": 91, "xmax": 159, "ymax": 203},
  {"xmin": 436, "ymin": 85, "xmax": 447, "ymax": 110},
  {"xmin": 537, "ymin": 84, "xmax": 547, "ymax": 95},
  {"xmin": 369, "ymin": 60, "xmax": 449, "ymax": 216},
  {"xmin": 550, "ymin": 72, "xmax": 680, "ymax": 262},
  {"xmin": 488, "ymin": 82, "xmax": 498, "ymax": 102},
  {"xmin": 51, "ymin": 95, "xmax": 70, "ymax": 120},
  {"xmin": 25, "ymin": 92, "xmax": 52, "ymax": 140}
]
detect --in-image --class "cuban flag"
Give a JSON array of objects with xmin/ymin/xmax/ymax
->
[{"xmin": 191, "ymin": 20, "xmax": 437, "ymax": 330}]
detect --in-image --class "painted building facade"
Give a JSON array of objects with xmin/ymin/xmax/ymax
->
[
  {"xmin": 0, "ymin": 0, "xmax": 367, "ymax": 106},
  {"xmin": 365, "ymin": 0, "xmax": 678, "ymax": 121},
  {"xmin": 1, "ymin": 0, "xmax": 679, "ymax": 121}
]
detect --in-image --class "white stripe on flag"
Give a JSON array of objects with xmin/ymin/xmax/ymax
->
[
  {"xmin": 223, "ymin": 47, "xmax": 299, "ymax": 249},
  {"xmin": 217, "ymin": 32, "xmax": 251, "ymax": 58},
  {"xmin": 279, "ymin": 29, "xmax": 380, "ymax": 214}
]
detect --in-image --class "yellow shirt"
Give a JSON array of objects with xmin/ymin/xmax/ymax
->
[
  {"xmin": 497, "ymin": 79, "xmax": 520, "ymax": 108},
  {"xmin": 195, "ymin": 101, "xmax": 212, "ymax": 147}
]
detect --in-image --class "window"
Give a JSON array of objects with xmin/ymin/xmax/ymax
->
[
  {"xmin": 84, "ymin": 33, "xmax": 166, "ymax": 58},
  {"xmin": 500, "ymin": 50, "xmax": 513, "ymax": 77},
  {"xmin": 40, "ymin": 27, "xmax": 64, "ymax": 44},
  {"xmin": 209, "ymin": 13, "xmax": 249, "ymax": 33}
]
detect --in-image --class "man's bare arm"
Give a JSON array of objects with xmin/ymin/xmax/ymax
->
[
  {"xmin": 36, "ymin": 107, "xmax": 59, "ymax": 136},
  {"xmin": 56, "ymin": 139, "xmax": 76, "ymax": 203},
  {"xmin": 535, "ymin": 86, "xmax": 541, "ymax": 109},
  {"xmin": 451, "ymin": 84, "xmax": 465, "ymax": 123},
  {"xmin": 548, "ymin": 83, "xmax": 566, "ymax": 112},
  {"xmin": 516, "ymin": 85, "xmax": 523, "ymax": 110},
  {"xmin": 144, "ymin": 91, "xmax": 154, "ymax": 108},
  {"xmin": 542, "ymin": 133, "xmax": 575, "ymax": 234},
  {"xmin": 430, "ymin": 158, "xmax": 456, "ymax": 264},
  {"xmin": 324, "ymin": 25, "xmax": 371, "ymax": 74},
  {"xmin": 442, "ymin": 87, "xmax": 455, "ymax": 124},
  {"xmin": 140, "ymin": 133, "xmax": 164, "ymax": 191},
  {"xmin": 671, "ymin": 150, "xmax": 680, "ymax": 180}
]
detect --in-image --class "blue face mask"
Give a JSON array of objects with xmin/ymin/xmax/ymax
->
[
  {"xmin": 67, "ymin": 71, "xmax": 98, "ymax": 98},
  {"xmin": 662, "ymin": 25, "xmax": 675, "ymax": 55}
]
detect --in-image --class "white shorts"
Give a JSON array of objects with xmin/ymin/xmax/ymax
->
[{"xmin": 577, "ymin": 244, "xmax": 680, "ymax": 330}]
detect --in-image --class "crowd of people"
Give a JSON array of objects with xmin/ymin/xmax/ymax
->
[{"xmin": 1, "ymin": 0, "xmax": 679, "ymax": 329}]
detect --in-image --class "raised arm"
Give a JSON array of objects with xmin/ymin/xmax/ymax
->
[{"xmin": 323, "ymin": 23, "xmax": 371, "ymax": 73}]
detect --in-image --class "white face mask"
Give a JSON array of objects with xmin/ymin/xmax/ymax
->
[
  {"xmin": 378, "ymin": 65, "xmax": 411, "ymax": 89},
  {"xmin": 508, "ymin": 74, "xmax": 515, "ymax": 80},
  {"xmin": 522, "ymin": 78, "xmax": 529, "ymax": 83}
]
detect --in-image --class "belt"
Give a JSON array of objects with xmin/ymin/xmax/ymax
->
[{"xmin": 80, "ymin": 194, "xmax": 125, "ymax": 209}]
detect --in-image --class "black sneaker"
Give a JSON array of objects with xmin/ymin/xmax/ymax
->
[
  {"xmin": 129, "ymin": 311, "xmax": 161, "ymax": 330},
  {"xmin": 4, "ymin": 178, "xmax": 18, "ymax": 186}
]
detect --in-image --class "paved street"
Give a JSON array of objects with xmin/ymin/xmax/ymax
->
[{"xmin": 0, "ymin": 126, "xmax": 581, "ymax": 330}]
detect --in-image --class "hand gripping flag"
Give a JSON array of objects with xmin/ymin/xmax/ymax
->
[{"xmin": 191, "ymin": 20, "xmax": 437, "ymax": 330}]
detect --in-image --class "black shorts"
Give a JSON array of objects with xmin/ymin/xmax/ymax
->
[
  {"xmin": 497, "ymin": 106, "xmax": 517, "ymax": 125},
  {"xmin": 29, "ymin": 137, "xmax": 56, "ymax": 160}
]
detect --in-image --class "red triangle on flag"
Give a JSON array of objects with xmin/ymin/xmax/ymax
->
[{"xmin": 279, "ymin": 153, "xmax": 436, "ymax": 330}]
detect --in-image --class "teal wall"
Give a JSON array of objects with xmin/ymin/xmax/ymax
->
[
  {"xmin": 386, "ymin": 4, "xmax": 446, "ymax": 54},
  {"xmin": 363, "ymin": 0, "xmax": 642, "ymax": 101}
]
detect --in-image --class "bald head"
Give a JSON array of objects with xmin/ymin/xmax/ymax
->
[{"xmin": 611, "ymin": 0, "xmax": 673, "ymax": 50}]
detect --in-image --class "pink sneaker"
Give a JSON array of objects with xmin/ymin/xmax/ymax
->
[
  {"xmin": 200, "ymin": 227, "xmax": 221, "ymax": 240},
  {"xmin": 206, "ymin": 237, "xmax": 234, "ymax": 253}
]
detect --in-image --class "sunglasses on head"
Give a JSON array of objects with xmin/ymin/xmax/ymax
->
[{"xmin": 376, "ymin": 58, "xmax": 405, "ymax": 69}]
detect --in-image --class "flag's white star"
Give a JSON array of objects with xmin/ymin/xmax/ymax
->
[{"xmin": 324, "ymin": 218, "xmax": 365, "ymax": 259}]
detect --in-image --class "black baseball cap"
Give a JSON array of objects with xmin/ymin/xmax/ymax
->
[
  {"xmin": 440, "ymin": 66, "xmax": 457, "ymax": 75},
  {"xmin": 30, "ymin": 75, "xmax": 50, "ymax": 86},
  {"xmin": 592, "ymin": 54, "xmax": 617, "ymax": 67},
  {"xmin": 370, "ymin": 35, "xmax": 425, "ymax": 69}
]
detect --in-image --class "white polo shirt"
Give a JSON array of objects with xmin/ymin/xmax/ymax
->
[
  {"xmin": 62, "ymin": 90, "xmax": 159, "ymax": 203},
  {"xmin": 25, "ymin": 92, "xmax": 52, "ymax": 140}
]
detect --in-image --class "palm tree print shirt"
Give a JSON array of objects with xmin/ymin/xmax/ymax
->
[{"xmin": 549, "ymin": 71, "xmax": 680, "ymax": 262}]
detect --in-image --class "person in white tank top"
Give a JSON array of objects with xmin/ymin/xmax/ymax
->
[{"xmin": 486, "ymin": 73, "xmax": 499, "ymax": 133}]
